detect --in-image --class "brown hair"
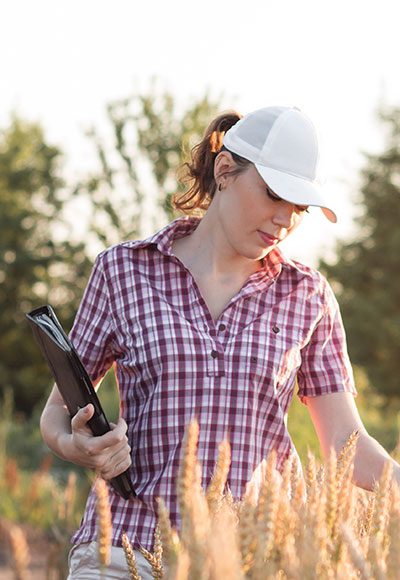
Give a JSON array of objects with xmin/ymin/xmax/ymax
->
[{"xmin": 172, "ymin": 110, "xmax": 252, "ymax": 216}]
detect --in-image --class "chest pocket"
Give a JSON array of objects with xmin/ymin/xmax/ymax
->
[{"xmin": 233, "ymin": 315, "xmax": 302, "ymax": 394}]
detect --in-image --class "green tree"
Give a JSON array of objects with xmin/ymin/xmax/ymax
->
[
  {"xmin": 0, "ymin": 115, "xmax": 91, "ymax": 414},
  {"xmin": 319, "ymin": 104, "xmax": 400, "ymax": 401},
  {"xmin": 78, "ymin": 79, "xmax": 223, "ymax": 248}
]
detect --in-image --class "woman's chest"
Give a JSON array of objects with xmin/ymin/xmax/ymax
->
[
  {"xmin": 193, "ymin": 276, "xmax": 249, "ymax": 322},
  {"xmin": 110, "ymin": 276, "xmax": 319, "ymax": 391}
]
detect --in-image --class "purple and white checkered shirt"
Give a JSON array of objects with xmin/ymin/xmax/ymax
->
[{"xmin": 69, "ymin": 215, "xmax": 357, "ymax": 551}]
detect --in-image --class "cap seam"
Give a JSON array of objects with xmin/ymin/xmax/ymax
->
[{"xmin": 261, "ymin": 109, "xmax": 296, "ymax": 161}]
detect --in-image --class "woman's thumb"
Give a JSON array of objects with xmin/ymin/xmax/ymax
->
[{"xmin": 72, "ymin": 403, "xmax": 94, "ymax": 430}]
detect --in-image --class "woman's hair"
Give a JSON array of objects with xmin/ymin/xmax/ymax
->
[{"xmin": 172, "ymin": 110, "xmax": 252, "ymax": 215}]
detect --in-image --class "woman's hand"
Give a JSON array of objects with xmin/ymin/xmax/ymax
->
[{"xmin": 59, "ymin": 403, "xmax": 132, "ymax": 480}]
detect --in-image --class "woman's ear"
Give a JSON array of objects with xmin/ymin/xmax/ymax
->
[{"xmin": 214, "ymin": 150, "xmax": 235, "ymax": 182}]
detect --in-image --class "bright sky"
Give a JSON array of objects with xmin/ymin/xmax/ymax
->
[{"xmin": 2, "ymin": 0, "xmax": 400, "ymax": 265}]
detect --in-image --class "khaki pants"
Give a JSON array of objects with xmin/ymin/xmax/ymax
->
[{"xmin": 67, "ymin": 540, "xmax": 156, "ymax": 579}]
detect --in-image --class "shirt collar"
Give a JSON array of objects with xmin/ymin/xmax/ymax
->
[{"xmin": 123, "ymin": 215, "xmax": 309, "ymax": 280}]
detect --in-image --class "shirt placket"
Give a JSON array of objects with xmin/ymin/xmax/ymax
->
[
  {"xmin": 192, "ymin": 276, "xmax": 277, "ymax": 378},
  {"xmin": 191, "ymin": 289, "xmax": 226, "ymax": 378}
]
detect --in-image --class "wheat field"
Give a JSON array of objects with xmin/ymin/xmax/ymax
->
[{"xmin": 3, "ymin": 420, "xmax": 400, "ymax": 579}]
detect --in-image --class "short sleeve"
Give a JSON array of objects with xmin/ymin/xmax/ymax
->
[
  {"xmin": 68, "ymin": 253, "xmax": 116, "ymax": 383},
  {"xmin": 296, "ymin": 276, "xmax": 358, "ymax": 406}
]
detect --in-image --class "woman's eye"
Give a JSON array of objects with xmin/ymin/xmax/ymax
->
[
  {"xmin": 266, "ymin": 188, "xmax": 309, "ymax": 213},
  {"xmin": 296, "ymin": 206, "xmax": 310, "ymax": 214},
  {"xmin": 266, "ymin": 189, "xmax": 281, "ymax": 202}
]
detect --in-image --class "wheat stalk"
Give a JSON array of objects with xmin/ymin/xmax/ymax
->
[
  {"xmin": 95, "ymin": 477, "xmax": 112, "ymax": 569},
  {"xmin": 155, "ymin": 496, "xmax": 181, "ymax": 575},
  {"xmin": 366, "ymin": 460, "xmax": 393, "ymax": 577},
  {"xmin": 9, "ymin": 524, "xmax": 30, "ymax": 580},
  {"xmin": 207, "ymin": 502, "xmax": 243, "ymax": 579},
  {"xmin": 252, "ymin": 457, "xmax": 281, "ymax": 578},
  {"xmin": 177, "ymin": 419, "xmax": 211, "ymax": 578},
  {"xmin": 341, "ymin": 521, "xmax": 373, "ymax": 580},
  {"xmin": 325, "ymin": 446, "xmax": 338, "ymax": 535},
  {"xmin": 64, "ymin": 471, "xmax": 77, "ymax": 527},
  {"xmin": 386, "ymin": 500, "xmax": 400, "ymax": 578},
  {"xmin": 9, "ymin": 525, "xmax": 30, "ymax": 580}
]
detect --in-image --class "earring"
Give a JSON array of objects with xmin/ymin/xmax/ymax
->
[{"xmin": 218, "ymin": 182, "xmax": 223, "ymax": 191}]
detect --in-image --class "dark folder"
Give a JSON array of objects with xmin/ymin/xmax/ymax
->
[{"xmin": 26, "ymin": 304, "xmax": 136, "ymax": 500}]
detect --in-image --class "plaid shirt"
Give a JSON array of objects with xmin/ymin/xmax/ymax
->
[{"xmin": 69, "ymin": 216, "xmax": 357, "ymax": 551}]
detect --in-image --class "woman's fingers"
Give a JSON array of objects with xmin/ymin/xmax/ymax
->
[
  {"xmin": 96, "ymin": 443, "xmax": 132, "ymax": 480},
  {"xmin": 69, "ymin": 408, "xmax": 130, "ymax": 472},
  {"xmin": 86, "ymin": 427, "xmax": 128, "ymax": 458}
]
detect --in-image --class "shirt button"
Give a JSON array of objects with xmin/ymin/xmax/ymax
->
[
  {"xmin": 211, "ymin": 350, "xmax": 218, "ymax": 358},
  {"xmin": 272, "ymin": 325, "xmax": 280, "ymax": 334},
  {"xmin": 218, "ymin": 324, "xmax": 226, "ymax": 332}
]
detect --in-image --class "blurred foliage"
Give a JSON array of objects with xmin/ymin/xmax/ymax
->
[
  {"xmin": 0, "ymin": 84, "xmax": 224, "ymax": 414},
  {"xmin": 78, "ymin": 77, "xmax": 223, "ymax": 248},
  {"xmin": 0, "ymin": 116, "xmax": 92, "ymax": 414},
  {"xmin": 319, "ymin": 104, "xmax": 400, "ymax": 401}
]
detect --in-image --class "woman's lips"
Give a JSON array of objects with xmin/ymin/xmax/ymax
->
[{"xmin": 258, "ymin": 231, "xmax": 278, "ymax": 246}]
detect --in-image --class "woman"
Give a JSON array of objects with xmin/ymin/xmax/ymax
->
[{"xmin": 40, "ymin": 105, "xmax": 400, "ymax": 579}]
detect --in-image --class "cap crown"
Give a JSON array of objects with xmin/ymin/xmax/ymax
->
[{"xmin": 223, "ymin": 106, "xmax": 319, "ymax": 182}]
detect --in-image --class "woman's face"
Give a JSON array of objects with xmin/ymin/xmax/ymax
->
[{"xmin": 214, "ymin": 153, "xmax": 309, "ymax": 260}]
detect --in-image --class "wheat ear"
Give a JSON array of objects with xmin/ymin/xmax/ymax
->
[
  {"xmin": 121, "ymin": 532, "xmax": 140, "ymax": 580},
  {"xmin": 206, "ymin": 438, "xmax": 231, "ymax": 515},
  {"xmin": 177, "ymin": 418, "xmax": 199, "ymax": 538},
  {"xmin": 237, "ymin": 495, "xmax": 257, "ymax": 576},
  {"xmin": 336, "ymin": 429, "xmax": 360, "ymax": 485}
]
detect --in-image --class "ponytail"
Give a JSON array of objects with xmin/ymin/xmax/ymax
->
[{"xmin": 172, "ymin": 110, "xmax": 251, "ymax": 215}]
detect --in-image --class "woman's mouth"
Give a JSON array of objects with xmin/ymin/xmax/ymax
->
[{"xmin": 257, "ymin": 231, "xmax": 279, "ymax": 246}]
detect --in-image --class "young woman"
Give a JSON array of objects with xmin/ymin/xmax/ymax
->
[{"xmin": 40, "ymin": 105, "xmax": 400, "ymax": 579}]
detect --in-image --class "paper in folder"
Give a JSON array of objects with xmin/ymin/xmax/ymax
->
[{"xmin": 26, "ymin": 304, "xmax": 136, "ymax": 500}]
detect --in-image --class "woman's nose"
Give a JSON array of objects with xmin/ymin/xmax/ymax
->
[{"xmin": 272, "ymin": 202, "xmax": 296, "ymax": 228}]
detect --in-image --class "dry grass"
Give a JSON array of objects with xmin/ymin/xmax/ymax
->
[
  {"xmin": 2, "ymin": 420, "xmax": 400, "ymax": 579},
  {"xmin": 8, "ymin": 523, "xmax": 30, "ymax": 580}
]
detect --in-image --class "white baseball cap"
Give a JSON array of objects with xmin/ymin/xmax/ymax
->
[{"xmin": 222, "ymin": 106, "xmax": 337, "ymax": 223}]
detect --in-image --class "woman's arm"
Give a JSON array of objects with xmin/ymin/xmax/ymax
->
[
  {"xmin": 304, "ymin": 391, "xmax": 400, "ymax": 490},
  {"xmin": 40, "ymin": 382, "xmax": 132, "ymax": 480}
]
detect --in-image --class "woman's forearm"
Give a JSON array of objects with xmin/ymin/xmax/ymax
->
[
  {"xmin": 349, "ymin": 432, "xmax": 400, "ymax": 491},
  {"xmin": 40, "ymin": 398, "xmax": 74, "ymax": 461}
]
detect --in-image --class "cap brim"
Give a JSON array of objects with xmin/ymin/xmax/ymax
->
[{"xmin": 254, "ymin": 164, "xmax": 337, "ymax": 223}]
